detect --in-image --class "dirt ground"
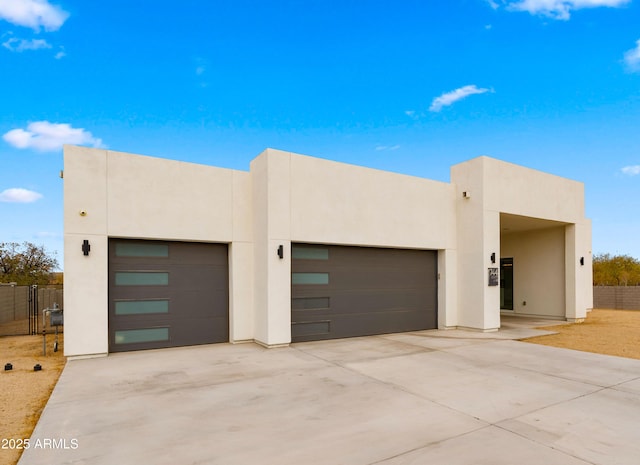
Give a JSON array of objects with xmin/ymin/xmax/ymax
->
[
  {"xmin": 0, "ymin": 333, "xmax": 65, "ymax": 465},
  {"xmin": 0, "ymin": 309, "xmax": 638, "ymax": 465},
  {"xmin": 523, "ymin": 309, "xmax": 640, "ymax": 359}
]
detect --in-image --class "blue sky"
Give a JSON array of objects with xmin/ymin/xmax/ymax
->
[{"xmin": 1, "ymin": 0, "xmax": 639, "ymax": 269}]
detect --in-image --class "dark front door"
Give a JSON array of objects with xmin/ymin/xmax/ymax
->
[
  {"xmin": 291, "ymin": 244, "xmax": 438, "ymax": 342},
  {"xmin": 500, "ymin": 258, "xmax": 514, "ymax": 310},
  {"xmin": 108, "ymin": 239, "xmax": 228, "ymax": 352}
]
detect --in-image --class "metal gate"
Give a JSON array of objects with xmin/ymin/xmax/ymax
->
[
  {"xmin": 28, "ymin": 285, "xmax": 39, "ymax": 334},
  {"xmin": 0, "ymin": 284, "xmax": 63, "ymax": 336}
]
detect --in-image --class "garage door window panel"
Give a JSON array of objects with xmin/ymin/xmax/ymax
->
[
  {"xmin": 115, "ymin": 299, "xmax": 170, "ymax": 315},
  {"xmin": 114, "ymin": 327, "xmax": 170, "ymax": 344},
  {"xmin": 115, "ymin": 271, "xmax": 169, "ymax": 286},
  {"xmin": 292, "ymin": 272, "xmax": 329, "ymax": 285},
  {"xmin": 291, "ymin": 246, "xmax": 329, "ymax": 260},
  {"xmin": 115, "ymin": 242, "xmax": 169, "ymax": 258}
]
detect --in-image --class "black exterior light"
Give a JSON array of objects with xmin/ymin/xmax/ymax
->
[
  {"xmin": 580, "ymin": 257, "xmax": 584, "ymax": 266},
  {"xmin": 490, "ymin": 252, "xmax": 496, "ymax": 264},
  {"xmin": 277, "ymin": 245, "xmax": 284, "ymax": 259},
  {"xmin": 82, "ymin": 240, "xmax": 91, "ymax": 256}
]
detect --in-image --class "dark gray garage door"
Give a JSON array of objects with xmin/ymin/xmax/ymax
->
[
  {"xmin": 109, "ymin": 239, "xmax": 228, "ymax": 352},
  {"xmin": 291, "ymin": 244, "xmax": 437, "ymax": 342}
]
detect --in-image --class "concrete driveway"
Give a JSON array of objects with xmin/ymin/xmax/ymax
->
[{"xmin": 18, "ymin": 319, "xmax": 640, "ymax": 465}]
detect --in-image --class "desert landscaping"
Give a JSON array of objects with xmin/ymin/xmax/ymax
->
[{"xmin": 1, "ymin": 334, "xmax": 65, "ymax": 465}]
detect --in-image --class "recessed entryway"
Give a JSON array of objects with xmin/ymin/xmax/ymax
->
[{"xmin": 500, "ymin": 213, "xmax": 569, "ymax": 319}]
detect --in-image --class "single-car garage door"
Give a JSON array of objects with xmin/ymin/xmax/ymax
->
[
  {"xmin": 291, "ymin": 244, "xmax": 437, "ymax": 342},
  {"xmin": 109, "ymin": 239, "xmax": 228, "ymax": 352}
]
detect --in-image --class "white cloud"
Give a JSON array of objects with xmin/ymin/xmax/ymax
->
[
  {"xmin": 375, "ymin": 145, "xmax": 400, "ymax": 151},
  {"xmin": 2, "ymin": 37, "xmax": 51, "ymax": 52},
  {"xmin": 621, "ymin": 165, "xmax": 640, "ymax": 176},
  {"xmin": 0, "ymin": 0, "xmax": 69, "ymax": 31},
  {"xmin": 0, "ymin": 187, "xmax": 42, "ymax": 203},
  {"xmin": 624, "ymin": 39, "xmax": 640, "ymax": 72},
  {"xmin": 429, "ymin": 85, "xmax": 492, "ymax": 112},
  {"xmin": 490, "ymin": 0, "xmax": 629, "ymax": 20},
  {"xmin": 2, "ymin": 121, "xmax": 105, "ymax": 152},
  {"xmin": 404, "ymin": 110, "xmax": 424, "ymax": 120}
]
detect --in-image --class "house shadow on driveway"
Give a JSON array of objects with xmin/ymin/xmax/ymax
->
[{"xmin": 18, "ymin": 320, "xmax": 640, "ymax": 465}]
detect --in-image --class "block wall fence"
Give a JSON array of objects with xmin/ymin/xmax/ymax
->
[{"xmin": 593, "ymin": 286, "xmax": 640, "ymax": 310}]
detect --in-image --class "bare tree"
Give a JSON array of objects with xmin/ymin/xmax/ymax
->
[{"xmin": 0, "ymin": 242, "xmax": 59, "ymax": 285}]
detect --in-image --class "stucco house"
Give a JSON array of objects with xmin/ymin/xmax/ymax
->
[{"xmin": 63, "ymin": 146, "xmax": 593, "ymax": 358}]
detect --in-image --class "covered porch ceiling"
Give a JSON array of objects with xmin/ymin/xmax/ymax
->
[{"xmin": 500, "ymin": 213, "xmax": 569, "ymax": 235}]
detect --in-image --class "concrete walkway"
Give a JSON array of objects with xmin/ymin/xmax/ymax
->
[{"xmin": 18, "ymin": 320, "xmax": 640, "ymax": 465}]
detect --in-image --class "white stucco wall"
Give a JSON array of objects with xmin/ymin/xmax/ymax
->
[
  {"xmin": 64, "ymin": 146, "xmax": 109, "ymax": 357},
  {"xmin": 452, "ymin": 156, "xmax": 591, "ymax": 329},
  {"xmin": 250, "ymin": 150, "xmax": 292, "ymax": 347},
  {"xmin": 229, "ymin": 171, "xmax": 254, "ymax": 341},
  {"xmin": 106, "ymin": 151, "xmax": 234, "ymax": 241},
  {"xmin": 565, "ymin": 219, "xmax": 593, "ymax": 321},
  {"xmin": 250, "ymin": 149, "xmax": 457, "ymax": 345},
  {"xmin": 64, "ymin": 147, "xmax": 591, "ymax": 356},
  {"xmin": 64, "ymin": 147, "xmax": 254, "ymax": 357},
  {"xmin": 482, "ymin": 157, "xmax": 585, "ymax": 222},
  {"xmin": 288, "ymin": 152, "xmax": 456, "ymax": 249},
  {"xmin": 451, "ymin": 157, "xmax": 497, "ymax": 330}
]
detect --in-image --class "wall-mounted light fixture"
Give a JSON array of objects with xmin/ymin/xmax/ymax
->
[
  {"xmin": 277, "ymin": 245, "xmax": 284, "ymax": 259},
  {"xmin": 82, "ymin": 240, "xmax": 91, "ymax": 256},
  {"xmin": 462, "ymin": 191, "xmax": 471, "ymax": 199},
  {"xmin": 490, "ymin": 252, "xmax": 496, "ymax": 264},
  {"xmin": 580, "ymin": 257, "xmax": 584, "ymax": 266}
]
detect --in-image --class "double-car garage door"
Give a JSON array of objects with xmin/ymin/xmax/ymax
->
[
  {"xmin": 291, "ymin": 244, "xmax": 438, "ymax": 342},
  {"xmin": 108, "ymin": 239, "xmax": 228, "ymax": 352},
  {"xmin": 109, "ymin": 240, "xmax": 437, "ymax": 351}
]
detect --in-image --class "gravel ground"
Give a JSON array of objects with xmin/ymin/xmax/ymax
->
[
  {"xmin": 0, "ymin": 334, "xmax": 65, "ymax": 465},
  {"xmin": 524, "ymin": 309, "xmax": 640, "ymax": 359}
]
